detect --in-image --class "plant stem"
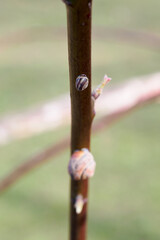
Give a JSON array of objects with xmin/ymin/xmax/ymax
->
[
  {"xmin": 1, "ymin": 73, "xmax": 160, "ymax": 193},
  {"xmin": 64, "ymin": 0, "xmax": 93, "ymax": 239}
]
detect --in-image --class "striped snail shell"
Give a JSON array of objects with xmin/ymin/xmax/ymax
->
[
  {"xmin": 68, "ymin": 148, "xmax": 96, "ymax": 180},
  {"xmin": 75, "ymin": 74, "xmax": 89, "ymax": 91}
]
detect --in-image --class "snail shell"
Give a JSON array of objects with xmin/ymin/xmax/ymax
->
[
  {"xmin": 68, "ymin": 148, "xmax": 96, "ymax": 180},
  {"xmin": 75, "ymin": 74, "xmax": 89, "ymax": 91}
]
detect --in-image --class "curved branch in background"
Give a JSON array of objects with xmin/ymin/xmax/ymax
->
[
  {"xmin": 0, "ymin": 75, "xmax": 160, "ymax": 194},
  {"xmin": 0, "ymin": 73, "xmax": 159, "ymax": 145},
  {"xmin": 0, "ymin": 137, "xmax": 69, "ymax": 194},
  {"xmin": 0, "ymin": 27, "xmax": 160, "ymax": 51}
]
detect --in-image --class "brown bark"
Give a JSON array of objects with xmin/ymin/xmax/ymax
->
[
  {"xmin": 0, "ymin": 75, "xmax": 159, "ymax": 195},
  {"xmin": 64, "ymin": 1, "xmax": 93, "ymax": 239}
]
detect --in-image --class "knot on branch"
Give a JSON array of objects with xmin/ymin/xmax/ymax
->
[{"xmin": 68, "ymin": 148, "xmax": 96, "ymax": 180}]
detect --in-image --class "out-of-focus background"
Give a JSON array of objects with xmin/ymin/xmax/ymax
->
[{"xmin": 0, "ymin": 0, "xmax": 160, "ymax": 239}]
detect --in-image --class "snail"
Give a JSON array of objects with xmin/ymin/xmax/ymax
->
[
  {"xmin": 68, "ymin": 148, "xmax": 96, "ymax": 180},
  {"xmin": 75, "ymin": 74, "xmax": 89, "ymax": 91}
]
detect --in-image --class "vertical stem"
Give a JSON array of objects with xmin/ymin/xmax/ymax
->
[{"xmin": 64, "ymin": 0, "xmax": 93, "ymax": 239}]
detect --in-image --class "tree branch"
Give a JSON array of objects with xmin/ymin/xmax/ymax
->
[
  {"xmin": 64, "ymin": 0, "xmax": 93, "ymax": 239},
  {"xmin": 0, "ymin": 74, "xmax": 160, "ymax": 194},
  {"xmin": 0, "ymin": 137, "xmax": 69, "ymax": 194},
  {"xmin": 0, "ymin": 73, "xmax": 159, "ymax": 145},
  {"xmin": 63, "ymin": 0, "xmax": 76, "ymax": 6}
]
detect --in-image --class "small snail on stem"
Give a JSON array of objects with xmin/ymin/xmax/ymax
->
[
  {"xmin": 75, "ymin": 74, "xmax": 89, "ymax": 91},
  {"xmin": 68, "ymin": 148, "xmax": 96, "ymax": 180}
]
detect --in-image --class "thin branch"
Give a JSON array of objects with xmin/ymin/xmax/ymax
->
[
  {"xmin": 64, "ymin": 0, "xmax": 93, "ymax": 239},
  {"xmin": 0, "ymin": 27, "xmax": 160, "ymax": 51},
  {"xmin": 0, "ymin": 73, "xmax": 159, "ymax": 145},
  {"xmin": 0, "ymin": 81, "xmax": 159, "ymax": 194},
  {"xmin": 0, "ymin": 137, "xmax": 69, "ymax": 194}
]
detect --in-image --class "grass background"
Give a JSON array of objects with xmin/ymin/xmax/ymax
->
[{"xmin": 0, "ymin": 0, "xmax": 160, "ymax": 239}]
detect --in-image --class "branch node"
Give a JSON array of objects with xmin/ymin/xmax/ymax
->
[
  {"xmin": 92, "ymin": 74, "xmax": 111, "ymax": 100},
  {"xmin": 91, "ymin": 74, "xmax": 111, "ymax": 117},
  {"xmin": 74, "ymin": 194, "xmax": 88, "ymax": 214}
]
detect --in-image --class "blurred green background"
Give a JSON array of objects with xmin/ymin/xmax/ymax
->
[{"xmin": 0, "ymin": 0, "xmax": 160, "ymax": 239}]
